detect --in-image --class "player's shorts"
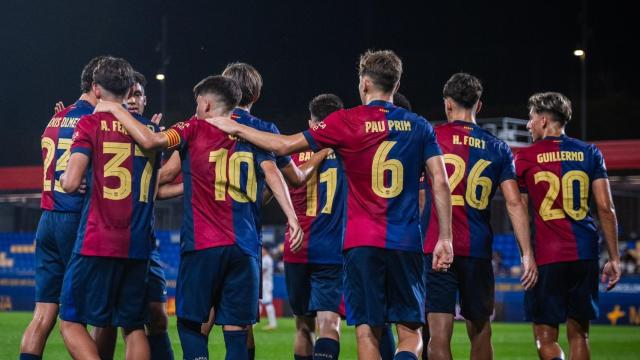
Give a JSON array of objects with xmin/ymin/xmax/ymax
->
[
  {"xmin": 59, "ymin": 254, "xmax": 149, "ymax": 329},
  {"xmin": 344, "ymin": 247, "xmax": 425, "ymax": 326},
  {"xmin": 525, "ymin": 259, "xmax": 599, "ymax": 325},
  {"xmin": 146, "ymin": 249, "xmax": 168, "ymax": 303},
  {"xmin": 34, "ymin": 210, "xmax": 81, "ymax": 303},
  {"xmin": 424, "ymin": 254, "xmax": 495, "ymax": 321},
  {"xmin": 284, "ymin": 262, "xmax": 343, "ymax": 317},
  {"xmin": 176, "ymin": 245, "xmax": 259, "ymax": 326}
]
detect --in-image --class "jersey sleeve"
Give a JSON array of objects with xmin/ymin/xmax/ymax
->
[
  {"xmin": 591, "ymin": 145, "xmax": 608, "ymax": 180},
  {"xmin": 265, "ymin": 122, "xmax": 293, "ymax": 168},
  {"xmin": 165, "ymin": 120, "xmax": 195, "ymax": 151},
  {"xmin": 70, "ymin": 115, "xmax": 96, "ymax": 156},
  {"xmin": 514, "ymin": 150, "xmax": 528, "ymax": 193},
  {"xmin": 422, "ymin": 120, "xmax": 443, "ymax": 161},
  {"xmin": 252, "ymin": 143, "xmax": 276, "ymax": 166},
  {"xmin": 498, "ymin": 145, "xmax": 517, "ymax": 183},
  {"xmin": 302, "ymin": 109, "xmax": 348, "ymax": 152}
]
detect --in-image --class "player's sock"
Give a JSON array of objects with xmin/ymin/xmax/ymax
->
[
  {"xmin": 393, "ymin": 351, "xmax": 418, "ymax": 360},
  {"xmin": 148, "ymin": 332, "xmax": 174, "ymax": 360},
  {"xmin": 313, "ymin": 337, "xmax": 340, "ymax": 360},
  {"xmin": 177, "ymin": 318, "xmax": 208, "ymax": 360},
  {"xmin": 248, "ymin": 346, "xmax": 255, "ymax": 360},
  {"xmin": 223, "ymin": 329, "xmax": 249, "ymax": 360},
  {"xmin": 293, "ymin": 355, "xmax": 313, "ymax": 360},
  {"xmin": 19, "ymin": 354, "xmax": 41, "ymax": 360},
  {"xmin": 266, "ymin": 304, "xmax": 277, "ymax": 327},
  {"xmin": 379, "ymin": 324, "xmax": 396, "ymax": 360}
]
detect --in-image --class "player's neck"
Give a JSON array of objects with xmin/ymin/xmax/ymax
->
[
  {"xmin": 364, "ymin": 92, "xmax": 393, "ymax": 105},
  {"xmin": 543, "ymin": 127, "xmax": 565, "ymax": 138},
  {"xmin": 238, "ymin": 104, "xmax": 252, "ymax": 112},
  {"xmin": 446, "ymin": 110, "xmax": 476, "ymax": 124},
  {"xmin": 79, "ymin": 92, "xmax": 98, "ymax": 107}
]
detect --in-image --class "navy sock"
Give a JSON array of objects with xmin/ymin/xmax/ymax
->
[
  {"xmin": 294, "ymin": 355, "xmax": 313, "ymax": 360},
  {"xmin": 19, "ymin": 354, "xmax": 42, "ymax": 360},
  {"xmin": 379, "ymin": 325, "xmax": 396, "ymax": 360},
  {"xmin": 248, "ymin": 346, "xmax": 255, "ymax": 360},
  {"xmin": 313, "ymin": 337, "xmax": 340, "ymax": 360},
  {"xmin": 148, "ymin": 332, "xmax": 175, "ymax": 360},
  {"xmin": 394, "ymin": 351, "xmax": 418, "ymax": 360},
  {"xmin": 177, "ymin": 318, "xmax": 208, "ymax": 360},
  {"xmin": 223, "ymin": 329, "xmax": 248, "ymax": 360}
]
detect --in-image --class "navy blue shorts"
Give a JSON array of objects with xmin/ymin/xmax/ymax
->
[
  {"xmin": 525, "ymin": 260, "xmax": 599, "ymax": 325},
  {"xmin": 176, "ymin": 245, "xmax": 259, "ymax": 326},
  {"xmin": 284, "ymin": 262, "xmax": 343, "ymax": 317},
  {"xmin": 34, "ymin": 211, "xmax": 81, "ymax": 303},
  {"xmin": 59, "ymin": 254, "xmax": 149, "ymax": 329},
  {"xmin": 147, "ymin": 249, "xmax": 167, "ymax": 303},
  {"xmin": 344, "ymin": 247, "xmax": 425, "ymax": 326},
  {"xmin": 425, "ymin": 254, "xmax": 495, "ymax": 321}
]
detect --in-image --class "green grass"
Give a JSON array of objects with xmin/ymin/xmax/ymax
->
[{"xmin": 1, "ymin": 312, "xmax": 639, "ymax": 359}]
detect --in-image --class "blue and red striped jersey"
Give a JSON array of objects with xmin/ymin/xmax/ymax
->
[
  {"xmin": 41, "ymin": 100, "xmax": 94, "ymax": 212},
  {"xmin": 515, "ymin": 135, "xmax": 607, "ymax": 266},
  {"xmin": 166, "ymin": 117, "xmax": 274, "ymax": 258},
  {"xmin": 303, "ymin": 100, "xmax": 442, "ymax": 252},
  {"xmin": 232, "ymin": 108, "xmax": 292, "ymax": 169},
  {"xmin": 70, "ymin": 112, "xmax": 161, "ymax": 259},
  {"xmin": 284, "ymin": 151, "xmax": 346, "ymax": 264},
  {"xmin": 423, "ymin": 121, "xmax": 516, "ymax": 259}
]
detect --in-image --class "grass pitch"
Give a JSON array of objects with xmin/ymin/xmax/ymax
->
[{"xmin": 1, "ymin": 312, "xmax": 639, "ymax": 359}]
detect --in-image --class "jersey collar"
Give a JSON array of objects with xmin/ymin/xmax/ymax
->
[
  {"xmin": 75, "ymin": 99, "xmax": 94, "ymax": 109},
  {"xmin": 367, "ymin": 100, "xmax": 394, "ymax": 108},
  {"xmin": 542, "ymin": 134, "xmax": 566, "ymax": 141}
]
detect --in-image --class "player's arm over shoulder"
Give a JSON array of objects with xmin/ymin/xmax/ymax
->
[{"xmin": 94, "ymin": 101, "xmax": 170, "ymax": 150}]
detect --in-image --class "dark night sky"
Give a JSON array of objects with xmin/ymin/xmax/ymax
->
[{"xmin": 0, "ymin": 0, "xmax": 638, "ymax": 167}]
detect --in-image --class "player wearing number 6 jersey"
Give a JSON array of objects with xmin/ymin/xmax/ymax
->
[
  {"xmin": 94, "ymin": 75, "xmax": 303, "ymax": 360},
  {"xmin": 19, "ymin": 56, "xmax": 104, "ymax": 360},
  {"xmin": 206, "ymin": 50, "xmax": 453, "ymax": 360},
  {"xmin": 422, "ymin": 73, "xmax": 537, "ymax": 360},
  {"xmin": 516, "ymin": 92, "xmax": 620, "ymax": 360},
  {"xmin": 59, "ymin": 57, "xmax": 160, "ymax": 359}
]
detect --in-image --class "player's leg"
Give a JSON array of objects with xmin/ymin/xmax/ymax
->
[
  {"xmin": 146, "ymin": 252, "xmax": 174, "ymax": 360},
  {"xmin": 262, "ymin": 283, "xmax": 277, "ymax": 329},
  {"xmin": 423, "ymin": 254, "xmax": 455, "ymax": 360},
  {"xmin": 247, "ymin": 325, "xmax": 256, "ymax": 360},
  {"xmin": 91, "ymin": 326, "xmax": 117, "ymax": 359},
  {"xmin": 565, "ymin": 260, "xmax": 599, "ymax": 360},
  {"xmin": 459, "ymin": 256, "xmax": 495, "ymax": 359},
  {"xmin": 59, "ymin": 254, "xmax": 116, "ymax": 359},
  {"xmin": 526, "ymin": 262, "xmax": 568, "ymax": 360},
  {"xmin": 310, "ymin": 264, "xmax": 343, "ymax": 359},
  {"xmin": 21, "ymin": 211, "xmax": 78, "ymax": 359},
  {"xmin": 344, "ymin": 247, "xmax": 386, "ymax": 358},
  {"xmin": 285, "ymin": 262, "xmax": 315, "ymax": 359},
  {"xmin": 294, "ymin": 316, "xmax": 316, "ymax": 359},
  {"xmin": 59, "ymin": 320, "xmax": 101, "ymax": 359},
  {"xmin": 115, "ymin": 259, "xmax": 151, "ymax": 360},
  {"xmin": 176, "ymin": 248, "xmax": 221, "ymax": 360},
  {"xmin": 217, "ymin": 245, "xmax": 260, "ymax": 360},
  {"xmin": 421, "ymin": 321, "xmax": 429, "ymax": 360},
  {"xmin": 387, "ymin": 250, "xmax": 426, "ymax": 359}
]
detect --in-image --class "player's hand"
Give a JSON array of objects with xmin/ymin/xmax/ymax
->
[
  {"xmin": 601, "ymin": 259, "xmax": 621, "ymax": 291},
  {"xmin": 520, "ymin": 254, "xmax": 538, "ymax": 290},
  {"xmin": 54, "ymin": 101, "xmax": 65, "ymax": 114},
  {"xmin": 151, "ymin": 113, "xmax": 163, "ymax": 126},
  {"xmin": 432, "ymin": 238, "xmax": 453, "ymax": 271},
  {"xmin": 77, "ymin": 178, "xmax": 88, "ymax": 194},
  {"xmin": 287, "ymin": 217, "xmax": 304, "ymax": 253},
  {"xmin": 205, "ymin": 116, "xmax": 239, "ymax": 135}
]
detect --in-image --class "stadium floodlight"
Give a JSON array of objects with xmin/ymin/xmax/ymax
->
[
  {"xmin": 156, "ymin": 73, "xmax": 166, "ymax": 81},
  {"xmin": 573, "ymin": 49, "xmax": 585, "ymax": 57}
]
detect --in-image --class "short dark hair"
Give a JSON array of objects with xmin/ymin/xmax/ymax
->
[
  {"xmin": 528, "ymin": 92, "xmax": 572, "ymax": 125},
  {"xmin": 80, "ymin": 56, "xmax": 108, "ymax": 93},
  {"xmin": 193, "ymin": 75, "xmax": 242, "ymax": 112},
  {"xmin": 358, "ymin": 50, "xmax": 402, "ymax": 93},
  {"xmin": 92, "ymin": 57, "xmax": 135, "ymax": 97},
  {"xmin": 133, "ymin": 71, "xmax": 147, "ymax": 88},
  {"xmin": 443, "ymin": 73, "xmax": 483, "ymax": 109},
  {"xmin": 222, "ymin": 62, "xmax": 263, "ymax": 107},
  {"xmin": 309, "ymin": 94, "xmax": 344, "ymax": 121},
  {"xmin": 393, "ymin": 92, "xmax": 412, "ymax": 111}
]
